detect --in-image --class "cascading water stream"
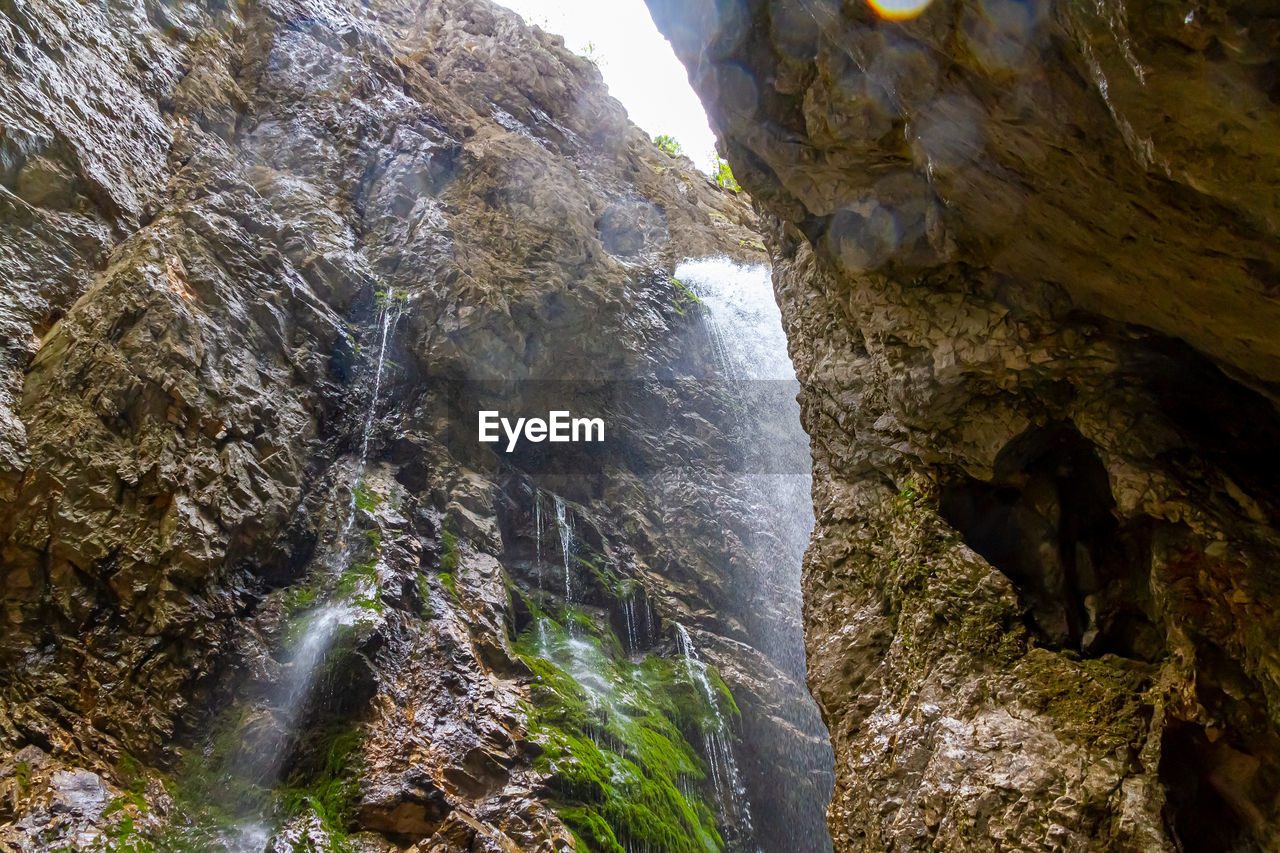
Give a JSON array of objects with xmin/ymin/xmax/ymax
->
[
  {"xmin": 674, "ymin": 623, "xmax": 759, "ymax": 852},
  {"xmin": 676, "ymin": 257, "xmax": 814, "ymax": 674},
  {"xmin": 508, "ymin": 259, "xmax": 829, "ymax": 852},
  {"xmin": 545, "ymin": 494, "xmax": 618, "ymax": 714},
  {"xmin": 675, "ymin": 257, "xmax": 835, "ymax": 852},
  {"xmin": 335, "ymin": 290, "xmax": 403, "ymax": 565},
  {"xmin": 224, "ymin": 289, "xmax": 405, "ymax": 850},
  {"xmin": 533, "ymin": 489, "xmax": 550, "ymax": 652},
  {"xmin": 553, "ymin": 493, "xmax": 575, "ymax": 607}
]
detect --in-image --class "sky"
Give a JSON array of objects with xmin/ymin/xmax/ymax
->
[{"xmin": 496, "ymin": 0, "xmax": 720, "ymax": 172}]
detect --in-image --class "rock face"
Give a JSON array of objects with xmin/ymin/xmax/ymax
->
[
  {"xmin": 646, "ymin": 0, "xmax": 1280, "ymax": 849},
  {"xmin": 0, "ymin": 0, "xmax": 833, "ymax": 849}
]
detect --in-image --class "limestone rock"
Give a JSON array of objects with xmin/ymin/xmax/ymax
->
[
  {"xmin": 0, "ymin": 0, "xmax": 829, "ymax": 849},
  {"xmin": 646, "ymin": 0, "xmax": 1280, "ymax": 848}
]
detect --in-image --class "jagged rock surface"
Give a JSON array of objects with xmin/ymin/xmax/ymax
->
[
  {"xmin": 646, "ymin": 0, "xmax": 1280, "ymax": 850},
  {"xmin": 0, "ymin": 0, "xmax": 832, "ymax": 849}
]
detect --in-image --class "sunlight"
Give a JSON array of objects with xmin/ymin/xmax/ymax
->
[{"xmin": 497, "ymin": 0, "xmax": 720, "ymax": 172}]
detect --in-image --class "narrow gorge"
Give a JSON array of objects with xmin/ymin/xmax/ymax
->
[{"xmin": 2, "ymin": 0, "xmax": 1278, "ymax": 850}]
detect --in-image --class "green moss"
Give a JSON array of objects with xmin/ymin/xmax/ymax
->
[
  {"xmin": 15, "ymin": 759, "xmax": 30, "ymax": 794},
  {"xmin": 82, "ymin": 813, "xmax": 157, "ymax": 853},
  {"xmin": 334, "ymin": 528, "xmax": 385, "ymax": 616},
  {"xmin": 336, "ymin": 561, "xmax": 376, "ymax": 599},
  {"xmin": 373, "ymin": 282, "xmax": 407, "ymax": 311},
  {"xmin": 515, "ymin": 620, "xmax": 726, "ymax": 853},
  {"xmin": 276, "ymin": 725, "xmax": 364, "ymax": 850},
  {"xmin": 337, "ymin": 559, "xmax": 384, "ymax": 616},
  {"xmin": 562, "ymin": 806, "xmax": 626, "ymax": 853},
  {"xmin": 440, "ymin": 527, "xmax": 460, "ymax": 574},
  {"xmin": 702, "ymin": 668, "xmax": 739, "ymax": 720},
  {"xmin": 352, "ymin": 482, "xmax": 381, "ymax": 514},
  {"xmin": 439, "ymin": 571, "xmax": 459, "ymax": 601},
  {"xmin": 669, "ymin": 278, "xmax": 704, "ymax": 317},
  {"xmin": 110, "ymin": 753, "xmax": 149, "ymax": 811},
  {"xmin": 282, "ymin": 582, "xmax": 322, "ymax": 616},
  {"xmin": 562, "ymin": 604, "xmax": 601, "ymax": 637},
  {"xmin": 1014, "ymin": 650, "xmax": 1150, "ymax": 751}
]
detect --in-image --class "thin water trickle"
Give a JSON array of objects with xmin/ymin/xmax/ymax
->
[
  {"xmin": 224, "ymin": 289, "xmax": 405, "ymax": 848},
  {"xmin": 533, "ymin": 489, "xmax": 549, "ymax": 653},
  {"xmin": 334, "ymin": 292, "xmax": 403, "ymax": 565},
  {"xmin": 623, "ymin": 595, "xmax": 638, "ymax": 652},
  {"xmin": 553, "ymin": 494, "xmax": 575, "ymax": 607},
  {"xmin": 674, "ymin": 623, "xmax": 759, "ymax": 851}
]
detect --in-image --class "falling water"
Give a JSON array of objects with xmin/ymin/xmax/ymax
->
[
  {"xmin": 533, "ymin": 490, "xmax": 549, "ymax": 651},
  {"xmin": 622, "ymin": 593, "xmax": 638, "ymax": 652},
  {"xmin": 334, "ymin": 289, "xmax": 403, "ymax": 565},
  {"xmin": 674, "ymin": 623, "xmax": 759, "ymax": 852},
  {"xmin": 535, "ymin": 490, "xmax": 544, "ymax": 589},
  {"xmin": 223, "ymin": 289, "xmax": 404, "ymax": 848},
  {"xmin": 676, "ymin": 258, "xmax": 814, "ymax": 675},
  {"xmin": 553, "ymin": 494, "xmax": 575, "ymax": 606},
  {"xmin": 675, "ymin": 257, "xmax": 835, "ymax": 852}
]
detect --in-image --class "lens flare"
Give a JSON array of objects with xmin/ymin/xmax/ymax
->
[{"xmin": 865, "ymin": 0, "xmax": 936, "ymax": 20}]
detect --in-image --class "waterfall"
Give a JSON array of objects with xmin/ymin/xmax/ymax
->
[
  {"xmin": 533, "ymin": 489, "xmax": 549, "ymax": 652},
  {"xmin": 553, "ymin": 493, "xmax": 575, "ymax": 606},
  {"xmin": 223, "ymin": 289, "xmax": 404, "ymax": 848},
  {"xmin": 674, "ymin": 623, "xmax": 759, "ymax": 852},
  {"xmin": 676, "ymin": 257, "xmax": 813, "ymax": 673},
  {"xmin": 334, "ymin": 287, "xmax": 403, "ymax": 565},
  {"xmin": 675, "ymin": 257, "xmax": 835, "ymax": 852},
  {"xmin": 622, "ymin": 593, "xmax": 638, "ymax": 652}
]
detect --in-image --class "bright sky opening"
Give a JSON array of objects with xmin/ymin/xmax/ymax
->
[{"xmin": 497, "ymin": 0, "xmax": 720, "ymax": 173}]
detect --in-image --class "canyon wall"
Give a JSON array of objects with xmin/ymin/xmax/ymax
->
[
  {"xmin": 646, "ymin": 0, "xmax": 1280, "ymax": 849},
  {"xmin": 0, "ymin": 0, "xmax": 832, "ymax": 848}
]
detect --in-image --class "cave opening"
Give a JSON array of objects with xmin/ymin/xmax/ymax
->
[
  {"xmin": 1159, "ymin": 720, "xmax": 1267, "ymax": 852},
  {"xmin": 939, "ymin": 422, "xmax": 1163, "ymax": 660}
]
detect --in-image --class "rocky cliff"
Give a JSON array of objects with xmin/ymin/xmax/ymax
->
[
  {"xmin": 646, "ymin": 0, "xmax": 1280, "ymax": 849},
  {"xmin": 0, "ymin": 0, "xmax": 833, "ymax": 849}
]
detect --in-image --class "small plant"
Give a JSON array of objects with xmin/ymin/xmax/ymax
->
[
  {"xmin": 438, "ymin": 571, "xmax": 459, "ymax": 601},
  {"xmin": 352, "ymin": 482, "xmax": 381, "ymax": 514},
  {"xmin": 416, "ymin": 573, "xmax": 434, "ymax": 619},
  {"xmin": 654, "ymin": 134, "xmax": 683, "ymax": 158},
  {"xmin": 669, "ymin": 277, "xmax": 704, "ymax": 317},
  {"xmin": 440, "ymin": 526, "xmax": 460, "ymax": 573},
  {"xmin": 15, "ymin": 759, "xmax": 30, "ymax": 794},
  {"xmin": 713, "ymin": 157, "xmax": 741, "ymax": 193},
  {"xmin": 282, "ymin": 581, "xmax": 322, "ymax": 615}
]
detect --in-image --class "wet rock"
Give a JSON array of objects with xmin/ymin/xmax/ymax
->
[
  {"xmin": 47, "ymin": 770, "xmax": 108, "ymax": 822},
  {"xmin": 647, "ymin": 0, "xmax": 1280, "ymax": 848},
  {"xmin": 0, "ymin": 0, "xmax": 830, "ymax": 850}
]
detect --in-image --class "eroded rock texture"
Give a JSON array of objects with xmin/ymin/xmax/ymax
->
[
  {"xmin": 646, "ymin": 0, "xmax": 1280, "ymax": 849},
  {"xmin": 0, "ymin": 0, "xmax": 832, "ymax": 849}
]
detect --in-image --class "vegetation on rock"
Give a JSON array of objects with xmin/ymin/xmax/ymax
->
[
  {"xmin": 654, "ymin": 135, "xmax": 683, "ymax": 158},
  {"xmin": 515, "ymin": 612, "xmax": 733, "ymax": 853}
]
